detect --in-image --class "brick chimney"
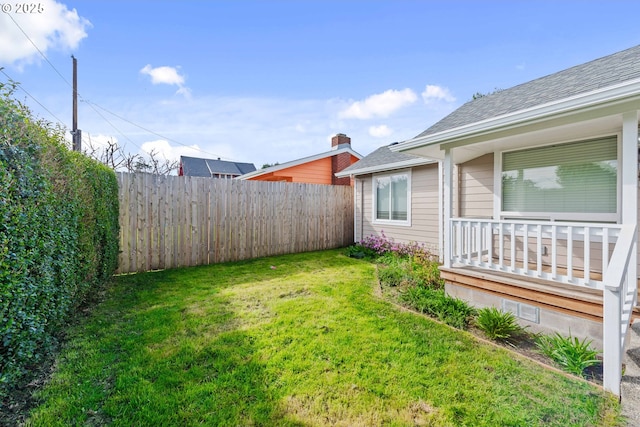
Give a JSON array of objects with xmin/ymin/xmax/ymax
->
[
  {"xmin": 331, "ymin": 133, "xmax": 351, "ymax": 150},
  {"xmin": 331, "ymin": 133, "xmax": 354, "ymax": 185}
]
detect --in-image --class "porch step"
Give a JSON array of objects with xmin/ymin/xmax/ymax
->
[{"xmin": 440, "ymin": 266, "xmax": 603, "ymax": 322}]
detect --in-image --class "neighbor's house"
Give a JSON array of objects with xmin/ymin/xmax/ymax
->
[
  {"xmin": 179, "ymin": 156, "xmax": 256, "ymax": 178},
  {"xmin": 238, "ymin": 133, "xmax": 362, "ymax": 185},
  {"xmin": 335, "ymin": 143, "xmax": 441, "ymax": 255},
  {"xmin": 390, "ymin": 44, "xmax": 640, "ymax": 395}
]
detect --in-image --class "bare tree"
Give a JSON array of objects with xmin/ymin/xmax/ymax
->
[{"xmin": 83, "ymin": 135, "xmax": 178, "ymax": 175}]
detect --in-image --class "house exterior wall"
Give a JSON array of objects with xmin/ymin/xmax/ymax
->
[
  {"xmin": 248, "ymin": 154, "xmax": 360, "ymax": 185},
  {"xmin": 458, "ymin": 153, "xmax": 494, "ymax": 218},
  {"xmin": 355, "ymin": 163, "xmax": 440, "ymax": 254},
  {"xmin": 248, "ymin": 157, "xmax": 332, "ymax": 184}
]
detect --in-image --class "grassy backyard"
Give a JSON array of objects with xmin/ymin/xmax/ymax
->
[{"xmin": 25, "ymin": 249, "xmax": 620, "ymax": 426}]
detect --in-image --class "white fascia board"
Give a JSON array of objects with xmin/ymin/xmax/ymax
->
[
  {"xmin": 334, "ymin": 157, "xmax": 437, "ymax": 178},
  {"xmin": 238, "ymin": 147, "xmax": 363, "ymax": 180},
  {"xmin": 391, "ymin": 78, "xmax": 640, "ymax": 153}
]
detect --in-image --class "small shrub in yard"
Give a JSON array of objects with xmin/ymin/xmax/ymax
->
[
  {"xmin": 400, "ymin": 286, "xmax": 477, "ymax": 329},
  {"xmin": 377, "ymin": 264, "xmax": 409, "ymax": 287},
  {"xmin": 475, "ymin": 307, "xmax": 526, "ymax": 342},
  {"xmin": 535, "ymin": 333, "xmax": 600, "ymax": 377},
  {"xmin": 409, "ymin": 252, "xmax": 444, "ymax": 289}
]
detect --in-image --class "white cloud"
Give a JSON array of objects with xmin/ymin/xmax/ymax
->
[
  {"xmin": 140, "ymin": 64, "xmax": 191, "ymax": 97},
  {"xmin": 421, "ymin": 85, "xmax": 456, "ymax": 104},
  {"xmin": 140, "ymin": 139, "xmax": 204, "ymax": 163},
  {"xmin": 69, "ymin": 92, "xmax": 452, "ymax": 173},
  {"xmin": 0, "ymin": 0, "xmax": 91, "ymax": 67},
  {"xmin": 339, "ymin": 88, "xmax": 417, "ymax": 120},
  {"xmin": 369, "ymin": 125, "xmax": 393, "ymax": 138}
]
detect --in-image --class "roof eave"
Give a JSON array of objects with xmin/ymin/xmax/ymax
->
[
  {"xmin": 238, "ymin": 147, "xmax": 362, "ymax": 180},
  {"xmin": 335, "ymin": 157, "xmax": 437, "ymax": 178},
  {"xmin": 391, "ymin": 78, "xmax": 640, "ymax": 157}
]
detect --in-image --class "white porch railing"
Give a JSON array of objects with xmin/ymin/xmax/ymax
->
[
  {"xmin": 448, "ymin": 217, "xmax": 637, "ymax": 395},
  {"xmin": 603, "ymin": 223, "xmax": 637, "ymax": 396},
  {"xmin": 449, "ymin": 218, "xmax": 623, "ymax": 289}
]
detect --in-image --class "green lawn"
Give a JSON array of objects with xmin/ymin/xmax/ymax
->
[{"xmin": 26, "ymin": 249, "xmax": 621, "ymax": 426}]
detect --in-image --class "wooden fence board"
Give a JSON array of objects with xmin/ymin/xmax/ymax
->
[{"xmin": 116, "ymin": 173, "xmax": 354, "ymax": 273}]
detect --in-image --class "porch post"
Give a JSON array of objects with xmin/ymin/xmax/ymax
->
[
  {"xmin": 443, "ymin": 148, "xmax": 452, "ymax": 268},
  {"xmin": 603, "ymin": 110, "xmax": 638, "ymax": 396}
]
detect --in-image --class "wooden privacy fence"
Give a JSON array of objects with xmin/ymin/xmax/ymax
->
[{"xmin": 116, "ymin": 172, "xmax": 354, "ymax": 274}]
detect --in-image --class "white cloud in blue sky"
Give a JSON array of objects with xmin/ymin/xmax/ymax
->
[
  {"xmin": 0, "ymin": 0, "xmax": 90, "ymax": 66},
  {"xmin": 140, "ymin": 65, "xmax": 191, "ymax": 97},
  {"xmin": 369, "ymin": 125, "xmax": 393, "ymax": 138},
  {"xmin": 3, "ymin": 1, "xmax": 640, "ymax": 169},
  {"xmin": 421, "ymin": 85, "xmax": 456, "ymax": 104},
  {"xmin": 339, "ymin": 89, "xmax": 417, "ymax": 120}
]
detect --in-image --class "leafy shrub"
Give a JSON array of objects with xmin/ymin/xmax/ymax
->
[
  {"xmin": 475, "ymin": 307, "xmax": 525, "ymax": 342},
  {"xmin": 409, "ymin": 253, "xmax": 444, "ymax": 289},
  {"xmin": 378, "ymin": 264, "xmax": 408, "ymax": 287},
  {"xmin": 357, "ymin": 231, "xmax": 432, "ymax": 259},
  {"xmin": 0, "ymin": 83, "xmax": 119, "ymax": 398},
  {"xmin": 535, "ymin": 333, "xmax": 600, "ymax": 377},
  {"xmin": 345, "ymin": 243, "xmax": 375, "ymax": 259},
  {"xmin": 400, "ymin": 286, "xmax": 477, "ymax": 329}
]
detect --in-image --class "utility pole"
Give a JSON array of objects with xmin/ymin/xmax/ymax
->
[{"xmin": 71, "ymin": 55, "xmax": 81, "ymax": 152}]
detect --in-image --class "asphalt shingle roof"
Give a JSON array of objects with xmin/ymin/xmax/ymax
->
[
  {"xmin": 339, "ymin": 143, "xmax": 431, "ymax": 175},
  {"xmin": 180, "ymin": 156, "xmax": 256, "ymax": 177},
  {"xmin": 417, "ymin": 44, "xmax": 640, "ymax": 138}
]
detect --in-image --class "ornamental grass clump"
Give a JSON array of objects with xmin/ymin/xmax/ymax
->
[
  {"xmin": 475, "ymin": 307, "xmax": 526, "ymax": 342},
  {"xmin": 535, "ymin": 333, "xmax": 601, "ymax": 377},
  {"xmin": 400, "ymin": 286, "xmax": 477, "ymax": 330}
]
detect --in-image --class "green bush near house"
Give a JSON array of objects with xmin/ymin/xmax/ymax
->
[
  {"xmin": 0, "ymin": 84, "xmax": 119, "ymax": 399},
  {"xmin": 535, "ymin": 332, "xmax": 601, "ymax": 378},
  {"xmin": 399, "ymin": 285, "xmax": 477, "ymax": 329},
  {"xmin": 475, "ymin": 306, "xmax": 526, "ymax": 342}
]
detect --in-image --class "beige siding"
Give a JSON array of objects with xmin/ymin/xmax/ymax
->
[
  {"xmin": 458, "ymin": 153, "xmax": 494, "ymax": 218},
  {"xmin": 356, "ymin": 164, "xmax": 440, "ymax": 254}
]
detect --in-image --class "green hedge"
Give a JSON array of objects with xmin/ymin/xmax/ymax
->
[{"xmin": 0, "ymin": 85, "xmax": 119, "ymax": 397}]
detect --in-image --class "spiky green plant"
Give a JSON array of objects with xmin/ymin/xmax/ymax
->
[
  {"xmin": 475, "ymin": 307, "xmax": 526, "ymax": 342},
  {"xmin": 535, "ymin": 333, "xmax": 600, "ymax": 377}
]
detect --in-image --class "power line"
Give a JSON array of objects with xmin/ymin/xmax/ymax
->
[
  {"xmin": 0, "ymin": 69, "xmax": 68, "ymax": 126},
  {"xmin": 7, "ymin": 15, "xmax": 234, "ymax": 161},
  {"xmin": 5, "ymin": 13, "xmax": 72, "ymax": 88},
  {"xmin": 85, "ymin": 101, "xmax": 233, "ymax": 160}
]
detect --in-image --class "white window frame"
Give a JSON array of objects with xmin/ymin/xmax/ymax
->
[
  {"xmin": 493, "ymin": 135, "xmax": 621, "ymax": 223},
  {"xmin": 372, "ymin": 169, "xmax": 411, "ymax": 226}
]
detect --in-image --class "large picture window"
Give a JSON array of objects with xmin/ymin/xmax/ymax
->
[
  {"xmin": 502, "ymin": 137, "xmax": 617, "ymax": 219},
  {"xmin": 374, "ymin": 172, "xmax": 410, "ymax": 224}
]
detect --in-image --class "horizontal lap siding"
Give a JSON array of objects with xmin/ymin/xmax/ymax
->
[
  {"xmin": 358, "ymin": 164, "xmax": 440, "ymax": 253},
  {"xmin": 275, "ymin": 157, "xmax": 332, "ymax": 184},
  {"xmin": 459, "ymin": 154, "xmax": 494, "ymax": 218}
]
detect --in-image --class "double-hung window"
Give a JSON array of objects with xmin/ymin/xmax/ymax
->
[
  {"xmin": 374, "ymin": 171, "xmax": 410, "ymax": 225},
  {"xmin": 501, "ymin": 136, "xmax": 618, "ymax": 221}
]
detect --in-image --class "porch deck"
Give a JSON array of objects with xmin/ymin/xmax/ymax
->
[{"xmin": 441, "ymin": 265, "xmax": 640, "ymax": 324}]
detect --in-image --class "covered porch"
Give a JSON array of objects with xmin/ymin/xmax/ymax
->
[{"xmin": 396, "ymin": 102, "xmax": 640, "ymax": 395}]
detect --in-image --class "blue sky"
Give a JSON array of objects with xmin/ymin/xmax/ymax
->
[{"xmin": 2, "ymin": 1, "xmax": 640, "ymax": 169}]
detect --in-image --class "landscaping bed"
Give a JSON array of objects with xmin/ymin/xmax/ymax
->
[
  {"xmin": 20, "ymin": 249, "xmax": 621, "ymax": 426},
  {"xmin": 351, "ymin": 233, "xmax": 605, "ymax": 386}
]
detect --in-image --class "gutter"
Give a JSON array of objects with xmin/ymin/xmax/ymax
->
[{"xmin": 391, "ymin": 78, "xmax": 640, "ymax": 153}]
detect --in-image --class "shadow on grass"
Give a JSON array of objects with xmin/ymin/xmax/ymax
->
[{"xmin": 27, "ymin": 262, "xmax": 310, "ymax": 426}]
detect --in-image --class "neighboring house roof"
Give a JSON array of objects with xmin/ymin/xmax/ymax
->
[
  {"xmin": 335, "ymin": 143, "xmax": 436, "ymax": 178},
  {"xmin": 180, "ymin": 156, "xmax": 256, "ymax": 177},
  {"xmin": 238, "ymin": 146, "xmax": 362, "ymax": 180},
  {"xmin": 416, "ymin": 44, "xmax": 640, "ymax": 139}
]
